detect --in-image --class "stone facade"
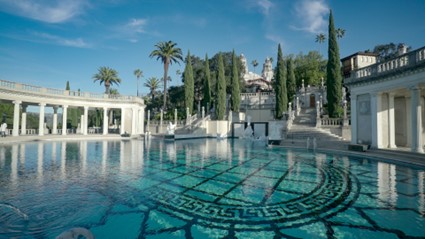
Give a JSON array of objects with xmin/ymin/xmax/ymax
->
[{"xmin": 345, "ymin": 46, "xmax": 425, "ymax": 153}]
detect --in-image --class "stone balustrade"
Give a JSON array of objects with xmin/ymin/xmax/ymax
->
[
  {"xmin": 321, "ymin": 118, "xmax": 343, "ymax": 126},
  {"xmin": 0, "ymin": 79, "xmax": 144, "ymax": 104},
  {"xmin": 346, "ymin": 46, "xmax": 425, "ymax": 84}
]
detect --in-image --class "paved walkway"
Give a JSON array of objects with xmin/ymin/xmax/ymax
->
[{"xmin": 0, "ymin": 134, "xmax": 126, "ymax": 144}]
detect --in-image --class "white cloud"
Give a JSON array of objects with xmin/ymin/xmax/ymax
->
[
  {"xmin": 293, "ymin": 0, "xmax": 328, "ymax": 34},
  {"xmin": 32, "ymin": 31, "xmax": 91, "ymax": 48},
  {"xmin": 257, "ymin": 0, "xmax": 273, "ymax": 16},
  {"xmin": 0, "ymin": 0, "xmax": 87, "ymax": 23},
  {"xmin": 127, "ymin": 18, "xmax": 147, "ymax": 33}
]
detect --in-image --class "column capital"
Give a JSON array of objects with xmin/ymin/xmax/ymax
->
[
  {"xmin": 62, "ymin": 104, "xmax": 68, "ymax": 109},
  {"xmin": 409, "ymin": 85, "xmax": 421, "ymax": 91},
  {"xmin": 13, "ymin": 100, "xmax": 22, "ymax": 104},
  {"xmin": 39, "ymin": 102, "xmax": 46, "ymax": 107},
  {"xmin": 387, "ymin": 92, "xmax": 396, "ymax": 97}
]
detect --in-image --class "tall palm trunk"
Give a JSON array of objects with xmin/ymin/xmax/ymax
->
[
  {"xmin": 163, "ymin": 59, "xmax": 169, "ymax": 110},
  {"xmin": 105, "ymin": 82, "xmax": 110, "ymax": 94}
]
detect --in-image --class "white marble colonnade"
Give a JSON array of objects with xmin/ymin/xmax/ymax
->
[
  {"xmin": 9, "ymin": 103, "xmax": 145, "ymax": 137},
  {"xmin": 351, "ymin": 85, "xmax": 424, "ymax": 153}
]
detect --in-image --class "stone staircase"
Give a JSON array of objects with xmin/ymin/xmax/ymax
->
[
  {"xmin": 281, "ymin": 108, "xmax": 348, "ymax": 149},
  {"xmin": 175, "ymin": 116, "xmax": 207, "ymax": 135}
]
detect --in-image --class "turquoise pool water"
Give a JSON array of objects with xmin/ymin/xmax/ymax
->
[{"xmin": 0, "ymin": 139, "xmax": 424, "ymax": 238}]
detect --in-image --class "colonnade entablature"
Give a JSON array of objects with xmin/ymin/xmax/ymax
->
[{"xmin": 0, "ymin": 79, "xmax": 145, "ymax": 137}]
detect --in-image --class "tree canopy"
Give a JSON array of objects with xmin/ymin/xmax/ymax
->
[
  {"xmin": 292, "ymin": 51, "xmax": 326, "ymax": 87},
  {"xmin": 92, "ymin": 66, "xmax": 121, "ymax": 94},
  {"xmin": 368, "ymin": 42, "xmax": 411, "ymax": 62}
]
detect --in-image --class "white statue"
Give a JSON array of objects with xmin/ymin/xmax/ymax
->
[{"xmin": 166, "ymin": 122, "xmax": 176, "ymax": 135}]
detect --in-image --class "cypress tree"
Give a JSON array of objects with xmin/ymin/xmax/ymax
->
[
  {"xmin": 286, "ymin": 57, "xmax": 296, "ymax": 104},
  {"xmin": 184, "ymin": 51, "xmax": 194, "ymax": 115},
  {"xmin": 326, "ymin": 10, "xmax": 343, "ymax": 117},
  {"xmin": 230, "ymin": 50, "xmax": 240, "ymax": 112},
  {"xmin": 216, "ymin": 53, "xmax": 226, "ymax": 120},
  {"xmin": 203, "ymin": 54, "xmax": 212, "ymax": 110},
  {"xmin": 65, "ymin": 81, "xmax": 70, "ymax": 90},
  {"xmin": 275, "ymin": 44, "xmax": 287, "ymax": 119}
]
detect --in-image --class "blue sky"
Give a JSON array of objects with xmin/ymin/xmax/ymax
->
[{"xmin": 0, "ymin": 0, "xmax": 424, "ymax": 96}]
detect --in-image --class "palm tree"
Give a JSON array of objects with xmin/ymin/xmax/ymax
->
[
  {"xmin": 251, "ymin": 60, "xmax": 259, "ymax": 74},
  {"xmin": 315, "ymin": 33, "xmax": 326, "ymax": 56},
  {"xmin": 149, "ymin": 41, "xmax": 183, "ymax": 109},
  {"xmin": 93, "ymin": 66, "xmax": 121, "ymax": 94},
  {"xmin": 315, "ymin": 33, "xmax": 326, "ymax": 43},
  {"xmin": 336, "ymin": 28, "xmax": 345, "ymax": 40},
  {"xmin": 134, "ymin": 69, "xmax": 143, "ymax": 97},
  {"xmin": 144, "ymin": 77, "xmax": 162, "ymax": 100}
]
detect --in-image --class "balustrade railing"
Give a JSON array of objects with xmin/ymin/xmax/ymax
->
[
  {"xmin": 0, "ymin": 79, "xmax": 144, "ymax": 104},
  {"xmin": 321, "ymin": 118, "xmax": 343, "ymax": 126},
  {"xmin": 320, "ymin": 118, "xmax": 351, "ymax": 126},
  {"xmin": 346, "ymin": 46, "xmax": 425, "ymax": 84}
]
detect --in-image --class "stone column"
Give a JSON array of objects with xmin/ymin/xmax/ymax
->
[
  {"xmin": 174, "ymin": 109, "xmax": 178, "ymax": 126},
  {"xmin": 147, "ymin": 110, "xmax": 150, "ymax": 133},
  {"xmin": 79, "ymin": 109, "xmax": 84, "ymax": 134},
  {"xmin": 120, "ymin": 108, "xmax": 125, "ymax": 134},
  {"xmin": 83, "ymin": 106, "xmax": 89, "ymax": 135},
  {"xmin": 388, "ymin": 93, "xmax": 397, "ymax": 148},
  {"xmin": 350, "ymin": 94, "xmax": 358, "ymax": 144},
  {"xmin": 186, "ymin": 107, "xmax": 190, "ymax": 126},
  {"xmin": 21, "ymin": 105, "xmax": 27, "ymax": 136},
  {"xmin": 288, "ymin": 102, "xmax": 292, "ymax": 120},
  {"xmin": 12, "ymin": 101, "xmax": 21, "ymax": 136},
  {"xmin": 202, "ymin": 106, "xmax": 205, "ymax": 119},
  {"xmin": 62, "ymin": 105, "xmax": 68, "ymax": 135},
  {"xmin": 320, "ymin": 95, "xmax": 323, "ymax": 110},
  {"xmin": 38, "ymin": 103, "xmax": 45, "ymax": 136},
  {"xmin": 139, "ymin": 108, "xmax": 144, "ymax": 134},
  {"xmin": 296, "ymin": 97, "xmax": 300, "ymax": 115},
  {"xmin": 371, "ymin": 92, "xmax": 384, "ymax": 149},
  {"xmin": 343, "ymin": 100, "xmax": 348, "ymax": 126},
  {"xmin": 103, "ymin": 107, "xmax": 108, "ymax": 135},
  {"xmin": 131, "ymin": 108, "xmax": 137, "ymax": 135},
  {"xmin": 52, "ymin": 106, "xmax": 58, "ymax": 135},
  {"xmin": 315, "ymin": 101, "xmax": 321, "ymax": 128},
  {"xmin": 410, "ymin": 86, "xmax": 424, "ymax": 153}
]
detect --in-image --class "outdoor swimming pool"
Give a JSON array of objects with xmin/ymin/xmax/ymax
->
[{"xmin": 0, "ymin": 139, "xmax": 424, "ymax": 238}]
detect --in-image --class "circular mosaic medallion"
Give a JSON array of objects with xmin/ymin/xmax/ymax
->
[{"xmin": 145, "ymin": 156, "xmax": 359, "ymax": 230}]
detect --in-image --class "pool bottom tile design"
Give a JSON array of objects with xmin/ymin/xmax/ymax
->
[{"xmin": 0, "ymin": 139, "xmax": 424, "ymax": 238}]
